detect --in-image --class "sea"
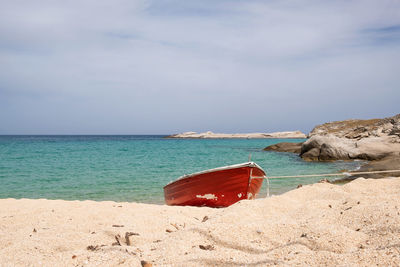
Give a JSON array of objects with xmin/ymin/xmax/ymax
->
[{"xmin": 0, "ymin": 135, "xmax": 363, "ymax": 204}]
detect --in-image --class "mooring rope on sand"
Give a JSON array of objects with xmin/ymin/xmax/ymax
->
[
  {"xmin": 266, "ymin": 169, "xmax": 400, "ymax": 179},
  {"xmin": 263, "ymin": 169, "xmax": 400, "ymax": 197}
]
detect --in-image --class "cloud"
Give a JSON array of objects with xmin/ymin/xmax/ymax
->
[{"xmin": 0, "ymin": 0, "xmax": 399, "ymax": 134}]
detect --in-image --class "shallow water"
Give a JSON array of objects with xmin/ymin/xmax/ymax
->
[{"xmin": 0, "ymin": 135, "xmax": 363, "ymax": 203}]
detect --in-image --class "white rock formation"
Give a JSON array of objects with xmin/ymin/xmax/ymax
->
[
  {"xmin": 300, "ymin": 114, "xmax": 400, "ymax": 161},
  {"xmin": 166, "ymin": 131, "xmax": 307, "ymax": 139},
  {"xmin": 300, "ymin": 134, "xmax": 400, "ymax": 161}
]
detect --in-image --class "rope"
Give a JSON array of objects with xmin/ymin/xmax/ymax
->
[
  {"xmin": 266, "ymin": 169, "xmax": 400, "ymax": 179},
  {"xmin": 263, "ymin": 169, "xmax": 400, "ymax": 198}
]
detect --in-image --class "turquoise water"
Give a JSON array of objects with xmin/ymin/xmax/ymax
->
[{"xmin": 0, "ymin": 135, "xmax": 363, "ymax": 204}]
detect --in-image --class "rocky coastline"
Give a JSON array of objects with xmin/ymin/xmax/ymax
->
[
  {"xmin": 264, "ymin": 114, "xmax": 400, "ymax": 180},
  {"xmin": 165, "ymin": 131, "xmax": 307, "ymax": 139}
]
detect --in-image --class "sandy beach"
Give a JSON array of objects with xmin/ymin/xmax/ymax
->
[{"xmin": 1, "ymin": 177, "xmax": 399, "ymax": 266}]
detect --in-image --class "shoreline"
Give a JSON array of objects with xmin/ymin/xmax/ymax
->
[{"xmin": 1, "ymin": 177, "xmax": 399, "ymax": 266}]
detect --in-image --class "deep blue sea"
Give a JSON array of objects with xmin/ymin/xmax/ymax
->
[{"xmin": 0, "ymin": 135, "xmax": 363, "ymax": 204}]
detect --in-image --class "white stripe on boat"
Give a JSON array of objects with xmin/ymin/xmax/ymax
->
[{"xmin": 165, "ymin": 161, "xmax": 266, "ymax": 187}]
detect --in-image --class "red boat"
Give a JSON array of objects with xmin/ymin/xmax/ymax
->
[{"xmin": 163, "ymin": 162, "xmax": 267, "ymax": 208}]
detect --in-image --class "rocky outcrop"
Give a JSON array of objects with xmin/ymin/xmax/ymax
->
[
  {"xmin": 300, "ymin": 135, "xmax": 399, "ymax": 161},
  {"xmin": 309, "ymin": 114, "xmax": 400, "ymax": 139},
  {"xmin": 262, "ymin": 114, "xmax": 400, "ymax": 179},
  {"xmin": 263, "ymin": 142, "xmax": 303, "ymax": 153},
  {"xmin": 166, "ymin": 131, "xmax": 307, "ymax": 139},
  {"xmin": 300, "ymin": 135, "xmax": 353, "ymax": 161},
  {"xmin": 300, "ymin": 114, "xmax": 400, "ymax": 161}
]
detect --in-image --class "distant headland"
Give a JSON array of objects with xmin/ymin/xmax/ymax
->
[
  {"xmin": 165, "ymin": 131, "xmax": 307, "ymax": 139},
  {"xmin": 165, "ymin": 130, "xmax": 307, "ymax": 139}
]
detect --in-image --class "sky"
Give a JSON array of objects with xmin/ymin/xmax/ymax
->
[{"xmin": 0, "ymin": 0, "xmax": 399, "ymax": 134}]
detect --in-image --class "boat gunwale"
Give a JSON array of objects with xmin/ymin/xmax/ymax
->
[{"xmin": 164, "ymin": 161, "xmax": 266, "ymax": 188}]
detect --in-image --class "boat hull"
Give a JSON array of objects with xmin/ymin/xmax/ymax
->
[{"xmin": 163, "ymin": 163, "xmax": 266, "ymax": 208}]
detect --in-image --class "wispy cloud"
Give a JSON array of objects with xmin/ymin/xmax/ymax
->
[{"xmin": 361, "ymin": 24, "xmax": 400, "ymax": 45}]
